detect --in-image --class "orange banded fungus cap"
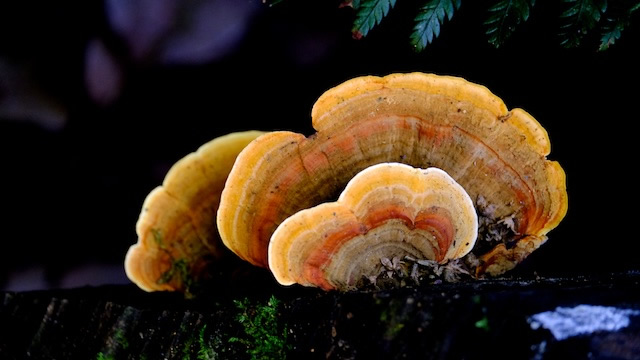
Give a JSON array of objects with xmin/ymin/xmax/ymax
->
[
  {"xmin": 217, "ymin": 73, "xmax": 567, "ymax": 277},
  {"xmin": 268, "ymin": 163, "xmax": 478, "ymax": 291}
]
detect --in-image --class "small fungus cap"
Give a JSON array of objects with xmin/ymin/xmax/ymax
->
[
  {"xmin": 268, "ymin": 163, "xmax": 478, "ymax": 290},
  {"xmin": 125, "ymin": 131, "xmax": 263, "ymax": 292}
]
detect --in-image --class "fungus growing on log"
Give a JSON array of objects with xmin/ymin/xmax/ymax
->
[
  {"xmin": 268, "ymin": 163, "xmax": 478, "ymax": 290},
  {"xmin": 125, "ymin": 131, "xmax": 263, "ymax": 292},
  {"xmin": 217, "ymin": 73, "xmax": 567, "ymax": 277}
]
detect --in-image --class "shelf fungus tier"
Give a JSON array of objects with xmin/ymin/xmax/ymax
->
[
  {"xmin": 268, "ymin": 163, "xmax": 478, "ymax": 291},
  {"xmin": 217, "ymin": 73, "xmax": 568, "ymax": 277},
  {"xmin": 125, "ymin": 131, "xmax": 263, "ymax": 292}
]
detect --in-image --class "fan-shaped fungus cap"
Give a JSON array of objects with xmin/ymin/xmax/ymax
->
[
  {"xmin": 268, "ymin": 163, "xmax": 478, "ymax": 290},
  {"xmin": 125, "ymin": 131, "xmax": 263, "ymax": 292},
  {"xmin": 217, "ymin": 73, "xmax": 567, "ymax": 277}
]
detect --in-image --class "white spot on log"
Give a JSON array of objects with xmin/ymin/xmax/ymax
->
[{"xmin": 529, "ymin": 305, "xmax": 640, "ymax": 340}]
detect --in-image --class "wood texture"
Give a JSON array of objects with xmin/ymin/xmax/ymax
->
[{"xmin": 2, "ymin": 273, "xmax": 640, "ymax": 359}]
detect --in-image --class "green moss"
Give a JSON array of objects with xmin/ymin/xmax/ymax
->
[
  {"xmin": 378, "ymin": 298, "xmax": 408, "ymax": 340},
  {"xmin": 95, "ymin": 328, "xmax": 129, "ymax": 360},
  {"xmin": 386, "ymin": 322, "xmax": 405, "ymax": 338},
  {"xmin": 152, "ymin": 228, "xmax": 196, "ymax": 296},
  {"xmin": 152, "ymin": 228, "xmax": 165, "ymax": 249},
  {"xmin": 95, "ymin": 352, "xmax": 114, "ymax": 360},
  {"xmin": 196, "ymin": 325, "xmax": 217, "ymax": 360},
  {"xmin": 158, "ymin": 259, "xmax": 191, "ymax": 286},
  {"xmin": 114, "ymin": 328, "xmax": 129, "ymax": 349},
  {"xmin": 230, "ymin": 295, "xmax": 290, "ymax": 360},
  {"xmin": 181, "ymin": 335, "xmax": 195, "ymax": 360},
  {"xmin": 475, "ymin": 316, "xmax": 490, "ymax": 331},
  {"xmin": 472, "ymin": 294, "xmax": 490, "ymax": 331}
]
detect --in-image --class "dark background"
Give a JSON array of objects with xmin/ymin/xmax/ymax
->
[{"xmin": 1, "ymin": 0, "xmax": 638, "ymax": 291}]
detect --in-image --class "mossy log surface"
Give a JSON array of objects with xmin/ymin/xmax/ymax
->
[{"xmin": 2, "ymin": 271, "xmax": 640, "ymax": 359}]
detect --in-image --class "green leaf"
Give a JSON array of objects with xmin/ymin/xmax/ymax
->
[
  {"xmin": 560, "ymin": 0, "xmax": 608, "ymax": 48},
  {"xmin": 411, "ymin": 0, "xmax": 461, "ymax": 52},
  {"xmin": 598, "ymin": 1, "xmax": 640, "ymax": 50},
  {"xmin": 352, "ymin": 0, "xmax": 397, "ymax": 39},
  {"xmin": 485, "ymin": 0, "xmax": 536, "ymax": 48}
]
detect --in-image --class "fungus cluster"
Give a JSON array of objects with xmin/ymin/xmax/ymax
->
[{"xmin": 125, "ymin": 73, "xmax": 568, "ymax": 292}]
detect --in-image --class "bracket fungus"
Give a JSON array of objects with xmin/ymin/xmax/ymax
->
[
  {"xmin": 125, "ymin": 131, "xmax": 263, "ymax": 292},
  {"xmin": 268, "ymin": 163, "xmax": 478, "ymax": 291},
  {"xmin": 218, "ymin": 73, "xmax": 567, "ymax": 278}
]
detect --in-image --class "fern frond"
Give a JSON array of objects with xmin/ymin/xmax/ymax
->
[
  {"xmin": 599, "ymin": 1, "xmax": 639, "ymax": 50},
  {"xmin": 411, "ymin": 0, "xmax": 461, "ymax": 52},
  {"xmin": 484, "ymin": 0, "xmax": 536, "ymax": 48},
  {"xmin": 560, "ymin": 0, "xmax": 608, "ymax": 48},
  {"xmin": 352, "ymin": 0, "xmax": 397, "ymax": 39},
  {"xmin": 599, "ymin": 20, "xmax": 623, "ymax": 50}
]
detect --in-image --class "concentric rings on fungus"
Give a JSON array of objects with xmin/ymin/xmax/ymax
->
[
  {"xmin": 125, "ymin": 131, "xmax": 263, "ymax": 292},
  {"xmin": 268, "ymin": 163, "xmax": 478, "ymax": 291},
  {"xmin": 217, "ymin": 73, "xmax": 567, "ymax": 278}
]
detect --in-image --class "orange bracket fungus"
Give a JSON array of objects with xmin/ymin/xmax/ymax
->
[
  {"xmin": 268, "ymin": 163, "xmax": 478, "ymax": 291},
  {"xmin": 217, "ymin": 73, "xmax": 568, "ymax": 279},
  {"xmin": 125, "ymin": 131, "xmax": 263, "ymax": 292}
]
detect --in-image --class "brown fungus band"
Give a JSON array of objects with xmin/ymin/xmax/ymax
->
[
  {"xmin": 268, "ymin": 163, "xmax": 478, "ymax": 291},
  {"xmin": 217, "ymin": 73, "xmax": 567, "ymax": 277}
]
